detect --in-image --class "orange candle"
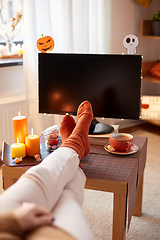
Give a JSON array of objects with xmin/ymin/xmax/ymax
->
[
  {"xmin": 12, "ymin": 112, "xmax": 28, "ymax": 143},
  {"xmin": 25, "ymin": 129, "xmax": 40, "ymax": 156}
]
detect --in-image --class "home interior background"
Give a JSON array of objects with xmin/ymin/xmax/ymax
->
[
  {"xmin": 0, "ymin": 0, "xmax": 160, "ymax": 149},
  {"xmin": 23, "ymin": 0, "xmax": 160, "ymax": 137}
]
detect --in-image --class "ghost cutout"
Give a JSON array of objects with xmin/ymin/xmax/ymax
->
[{"xmin": 123, "ymin": 34, "xmax": 139, "ymax": 55}]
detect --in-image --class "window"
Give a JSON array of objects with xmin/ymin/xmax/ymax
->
[
  {"xmin": 0, "ymin": 0, "xmax": 23, "ymax": 44},
  {"xmin": 8, "ymin": 1, "xmax": 13, "ymax": 19},
  {"xmin": 0, "ymin": 0, "xmax": 23, "ymax": 59}
]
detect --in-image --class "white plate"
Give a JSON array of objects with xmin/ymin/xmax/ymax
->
[{"xmin": 104, "ymin": 143, "xmax": 138, "ymax": 155}]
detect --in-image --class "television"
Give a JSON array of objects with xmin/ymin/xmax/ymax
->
[{"xmin": 38, "ymin": 53, "xmax": 142, "ymax": 134}]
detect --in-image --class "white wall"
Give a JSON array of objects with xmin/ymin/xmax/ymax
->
[
  {"xmin": 0, "ymin": 65, "xmax": 24, "ymax": 98},
  {"xmin": 110, "ymin": 0, "xmax": 160, "ymax": 61},
  {"xmin": 0, "ymin": 65, "xmax": 25, "ymax": 149}
]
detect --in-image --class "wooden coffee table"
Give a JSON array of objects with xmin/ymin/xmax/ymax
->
[{"xmin": 1, "ymin": 136, "xmax": 147, "ymax": 240}]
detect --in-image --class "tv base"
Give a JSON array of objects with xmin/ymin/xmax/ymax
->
[{"xmin": 89, "ymin": 118, "xmax": 114, "ymax": 135}]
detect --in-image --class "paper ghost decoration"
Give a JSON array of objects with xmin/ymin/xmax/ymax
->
[{"xmin": 123, "ymin": 34, "xmax": 139, "ymax": 55}]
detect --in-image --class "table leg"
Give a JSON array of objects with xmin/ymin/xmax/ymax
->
[
  {"xmin": 112, "ymin": 192, "xmax": 127, "ymax": 240},
  {"xmin": 133, "ymin": 173, "xmax": 144, "ymax": 217},
  {"xmin": 3, "ymin": 176, "xmax": 17, "ymax": 190}
]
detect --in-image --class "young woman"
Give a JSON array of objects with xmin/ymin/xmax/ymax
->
[{"xmin": 0, "ymin": 101, "xmax": 94, "ymax": 240}]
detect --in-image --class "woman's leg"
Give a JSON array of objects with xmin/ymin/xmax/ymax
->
[
  {"xmin": 0, "ymin": 147, "xmax": 79, "ymax": 213},
  {"xmin": 52, "ymin": 167, "xmax": 94, "ymax": 240},
  {"xmin": 0, "ymin": 101, "xmax": 93, "ymax": 214},
  {"xmin": 24, "ymin": 168, "xmax": 94, "ymax": 240}
]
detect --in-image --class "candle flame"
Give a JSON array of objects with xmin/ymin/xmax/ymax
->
[
  {"xmin": 31, "ymin": 128, "xmax": 33, "ymax": 135},
  {"xmin": 18, "ymin": 111, "xmax": 21, "ymax": 117},
  {"xmin": 17, "ymin": 138, "xmax": 19, "ymax": 144}
]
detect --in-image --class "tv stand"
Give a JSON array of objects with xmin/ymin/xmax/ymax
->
[{"xmin": 89, "ymin": 118, "xmax": 114, "ymax": 135}]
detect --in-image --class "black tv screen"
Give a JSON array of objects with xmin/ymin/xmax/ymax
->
[{"xmin": 38, "ymin": 53, "xmax": 142, "ymax": 121}]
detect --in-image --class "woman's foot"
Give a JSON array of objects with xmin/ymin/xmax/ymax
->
[
  {"xmin": 59, "ymin": 115, "xmax": 76, "ymax": 142},
  {"xmin": 60, "ymin": 101, "xmax": 93, "ymax": 159}
]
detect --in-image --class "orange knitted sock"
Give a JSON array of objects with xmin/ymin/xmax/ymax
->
[
  {"xmin": 59, "ymin": 115, "xmax": 76, "ymax": 142},
  {"xmin": 60, "ymin": 101, "xmax": 93, "ymax": 159}
]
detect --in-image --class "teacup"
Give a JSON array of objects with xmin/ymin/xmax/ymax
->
[{"xmin": 110, "ymin": 133, "xmax": 133, "ymax": 151}]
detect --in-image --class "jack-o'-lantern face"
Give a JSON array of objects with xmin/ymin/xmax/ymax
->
[{"xmin": 37, "ymin": 35, "xmax": 54, "ymax": 53}]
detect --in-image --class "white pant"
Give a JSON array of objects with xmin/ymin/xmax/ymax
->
[{"xmin": 0, "ymin": 147, "xmax": 94, "ymax": 240}]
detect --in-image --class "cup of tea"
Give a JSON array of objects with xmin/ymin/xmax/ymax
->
[{"xmin": 110, "ymin": 133, "xmax": 133, "ymax": 151}]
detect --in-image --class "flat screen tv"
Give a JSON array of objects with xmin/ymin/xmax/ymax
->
[{"xmin": 38, "ymin": 53, "xmax": 142, "ymax": 134}]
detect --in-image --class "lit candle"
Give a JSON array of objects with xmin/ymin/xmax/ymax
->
[
  {"xmin": 12, "ymin": 112, "xmax": 28, "ymax": 143},
  {"xmin": 25, "ymin": 128, "xmax": 40, "ymax": 156},
  {"xmin": 11, "ymin": 138, "xmax": 26, "ymax": 158}
]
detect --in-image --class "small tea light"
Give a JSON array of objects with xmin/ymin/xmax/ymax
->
[
  {"xmin": 25, "ymin": 128, "xmax": 40, "ymax": 156},
  {"xmin": 11, "ymin": 138, "xmax": 26, "ymax": 158}
]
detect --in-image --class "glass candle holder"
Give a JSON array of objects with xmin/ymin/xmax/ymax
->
[{"xmin": 41, "ymin": 125, "xmax": 62, "ymax": 152}]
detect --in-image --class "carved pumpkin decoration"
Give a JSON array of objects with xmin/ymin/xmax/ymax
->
[{"xmin": 37, "ymin": 35, "xmax": 54, "ymax": 53}]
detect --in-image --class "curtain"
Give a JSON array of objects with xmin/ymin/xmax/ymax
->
[{"xmin": 23, "ymin": 0, "xmax": 111, "ymax": 135}]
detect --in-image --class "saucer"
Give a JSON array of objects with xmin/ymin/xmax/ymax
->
[{"xmin": 104, "ymin": 143, "xmax": 138, "ymax": 155}]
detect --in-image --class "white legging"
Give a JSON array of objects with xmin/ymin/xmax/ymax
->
[{"xmin": 0, "ymin": 147, "xmax": 94, "ymax": 240}]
